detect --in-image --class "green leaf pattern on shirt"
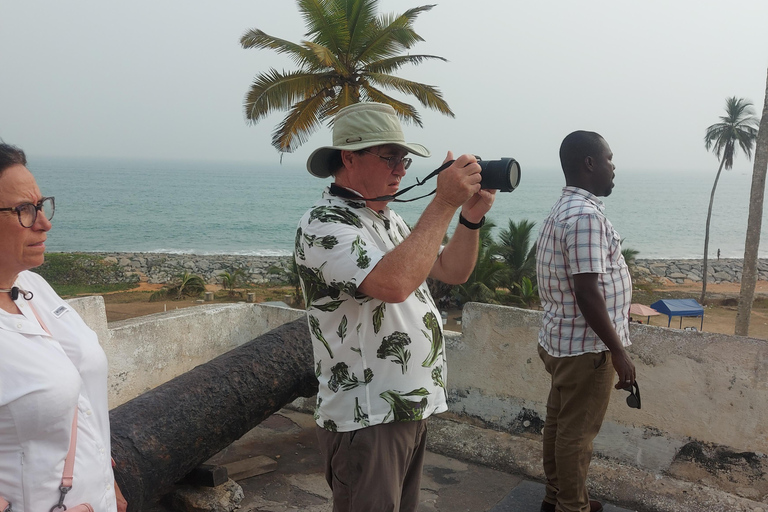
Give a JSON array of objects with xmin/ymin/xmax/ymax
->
[
  {"xmin": 377, "ymin": 331, "xmax": 412, "ymax": 374},
  {"xmin": 354, "ymin": 397, "xmax": 370, "ymax": 427},
  {"xmin": 373, "ymin": 302, "xmax": 386, "ymax": 334},
  {"xmin": 309, "ymin": 206, "xmax": 363, "ymax": 227},
  {"xmin": 380, "ymin": 388, "xmax": 430, "ymax": 423},
  {"xmin": 328, "ymin": 362, "xmax": 374, "ymax": 392},
  {"xmin": 309, "ymin": 314, "xmax": 333, "ymax": 358},
  {"xmin": 421, "ymin": 311, "xmax": 444, "ymax": 367},
  {"xmin": 351, "ymin": 236, "xmax": 371, "ymax": 269},
  {"xmin": 336, "ymin": 315, "xmax": 348, "ymax": 343}
]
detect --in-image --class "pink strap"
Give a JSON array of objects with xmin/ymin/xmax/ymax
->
[
  {"xmin": 28, "ymin": 302, "xmax": 79, "ymax": 490},
  {"xmin": 61, "ymin": 410, "xmax": 78, "ymax": 488}
]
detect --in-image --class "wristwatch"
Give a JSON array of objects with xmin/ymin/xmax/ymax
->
[{"xmin": 459, "ymin": 214, "xmax": 485, "ymax": 230}]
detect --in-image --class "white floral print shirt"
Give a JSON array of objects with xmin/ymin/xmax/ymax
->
[{"xmin": 295, "ymin": 187, "xmax": 448, "ymax": 432}]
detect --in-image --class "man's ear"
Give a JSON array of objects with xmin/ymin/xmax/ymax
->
[
  {"xmin": 584, "ymin": 155, "xmax": 594, "ymax": 172},
  {"xmin": 340, "ymin": 150, "xmax": 356, "ymax": 169}
]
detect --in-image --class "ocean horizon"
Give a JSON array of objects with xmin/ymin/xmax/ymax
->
[{"xmin": 27, "ymin": 155, "xmax": 768, "ymax": 260}]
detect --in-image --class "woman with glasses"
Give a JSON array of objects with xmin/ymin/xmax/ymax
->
[{"xmin": 0, "ymin": 143, "xmax": 127, "ymax": 512}]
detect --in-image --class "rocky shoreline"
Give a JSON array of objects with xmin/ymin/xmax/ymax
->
[{"xmin": 79, "ymin": 252, "xmax": 768, "ymax": 286}]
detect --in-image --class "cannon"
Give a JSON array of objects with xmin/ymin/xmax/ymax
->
[{"xmin": 109, "ymin": 318, "xmax": 317, "ymax": 511}]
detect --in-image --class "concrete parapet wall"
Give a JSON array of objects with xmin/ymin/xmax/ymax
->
[
  {"xmin": 66, "ymin": 297, "xmax": 305, "ymax": 407},
  {"xmin": 451, "ymin": 303, "xmax": 768, "ymax": 473},
  {"xmin": 66, "ymin": 297, "xmax": 768, "ymax": 504}
]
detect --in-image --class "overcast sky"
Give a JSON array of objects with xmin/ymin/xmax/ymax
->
[{"xmin": 1, "ymin": 0, "xmax": 766, "ymax": 174}]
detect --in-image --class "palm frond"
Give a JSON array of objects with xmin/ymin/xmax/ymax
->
[
  {"xmin": 299, "ymin": 0, "xmax": 349, "ymax": 53},
  {"xmin": 272, "ymin": 93, "xmax": 333, "ymax": 153},
  {"xmin": 358, "ymin": 82, "xmax": 422, "ymax": 125},
  {"xmin": 240, "ymin": 29, "xmax": 316, "ymax": 68},
  {"xmin": 366, "ymin": 73, "xmax": 454, "ymax": 117},
  {"xmin": 244, "ymin": 69, "xmax": 332, "ymax": 122},
  {"xmin": 364, "ymin": 54, "xmax": 448, "ymax": 75}
]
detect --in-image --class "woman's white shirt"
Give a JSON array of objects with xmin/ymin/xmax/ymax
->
[{"xmin": 0, "ymin": 271, "xmax": 117, "ymax": 512}]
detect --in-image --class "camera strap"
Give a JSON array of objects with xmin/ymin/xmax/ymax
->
[{"xmin": 329, "ymin": 160, "xmax": 455, "ymax": 203}]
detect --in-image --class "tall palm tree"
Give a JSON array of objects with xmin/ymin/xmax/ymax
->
[
  {"xmin": 736, "ymin": 71, "xmax": 768, "ymax": 336},
  {"xmin": 700, "ymin": 97, "xmax": 759, "ymax": 304},
  {"xmin": 495, "ymin": 218, "xmax": 537, "ymax": 295},
  {"xmin": 241, "ymin": 0, "xmax": 454, "ymax": 154}
]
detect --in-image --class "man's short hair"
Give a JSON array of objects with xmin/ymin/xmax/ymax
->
[
  {"xmin": 559, "ymin": 131, "xmax": 604, "ymax": 174},
  {"xmin": 0, "ymin": 142, "xmax": 27, "ymax": 177}
]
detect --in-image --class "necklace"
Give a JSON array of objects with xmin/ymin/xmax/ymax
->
[{"xmin": 0, "ymin": 287, "xmax": 34, "ymax": 300}]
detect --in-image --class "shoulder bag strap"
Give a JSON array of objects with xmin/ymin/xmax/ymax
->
[{"xmin": 28, "ymin": 301, "xmax": 80, "ymax": 512}]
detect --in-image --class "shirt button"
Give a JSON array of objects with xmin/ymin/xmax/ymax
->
[
  {"xmin": 16, "ymin": 323, "xmax": 22, "ymax": 329},
  {"xmin": 86, "ymin": 410, "xmax": 93, "ymax": 416}
]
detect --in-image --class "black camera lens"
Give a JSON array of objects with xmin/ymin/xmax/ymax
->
[{"xmin": 478, "ymin": 158, "xmax": 521, "ymax": 192}]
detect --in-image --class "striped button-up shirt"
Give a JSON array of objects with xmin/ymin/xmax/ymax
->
[{"xmin": 536, "ymin": 186, "xmax": 632, "ymax": 357}]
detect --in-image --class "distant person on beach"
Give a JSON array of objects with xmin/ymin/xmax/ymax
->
[
  {"xmin": 535, "ymin": 131, "xmax": 636, "ymax": 512},
  {"xmin": 0, "ymin": 143, "xmax": 127, "ymax": 512},
  {"xmin": 295, "ymin": 102, "xmax": 496, "ymax": 512}
]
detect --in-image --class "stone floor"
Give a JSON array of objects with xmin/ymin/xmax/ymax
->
[{"xmin": 148, "ymin": 408, "xmax": 636, "ymax": 512}]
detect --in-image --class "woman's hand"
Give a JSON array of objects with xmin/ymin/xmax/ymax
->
[{"xmin": 115, "ymin": 480, "xmax": 128, "ymax": 512}]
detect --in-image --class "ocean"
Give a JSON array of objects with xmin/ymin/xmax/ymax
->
[{"xmin": 27, "ymin": 156, "xmax": 768, "ymax": 260}]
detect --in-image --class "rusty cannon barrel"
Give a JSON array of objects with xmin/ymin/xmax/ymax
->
[{"xmin": 110, "ymin": 318, "xmax": 317, "ymax": 511}]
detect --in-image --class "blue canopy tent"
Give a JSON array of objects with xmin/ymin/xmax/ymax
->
[{"xmin": 649, "ymin": 299, "xmax": 704, "ymax": 330}]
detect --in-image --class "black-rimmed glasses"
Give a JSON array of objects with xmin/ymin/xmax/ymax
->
[
  {"xmin": 624, "ymin": 381, "xmax": 641, "ymax": 409},
  {"xmin": 0, "ymin": 197, "xmax": 55, "ymax": 228},
  {"xmin": 361, "ymin": 150, "xmax": 412, "ymax": 170}
]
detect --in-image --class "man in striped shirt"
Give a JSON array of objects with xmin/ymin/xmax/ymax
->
[{"xmin": 535, "ymin": 131, "xmax": 636, "ymax": 512}]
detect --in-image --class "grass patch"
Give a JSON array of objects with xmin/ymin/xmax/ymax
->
[{"xmin": 52, "ymin": 282, "xmax": 136, "ymax": 298}]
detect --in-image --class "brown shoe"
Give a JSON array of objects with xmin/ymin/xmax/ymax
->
[{"xmin": 540, "ymin": 500, "xmax": 604, "ymax": 512}]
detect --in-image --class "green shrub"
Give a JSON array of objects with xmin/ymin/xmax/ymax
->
[{"xmin": 36, "ymin": 253, "xmax": 138, "ymax": 286}]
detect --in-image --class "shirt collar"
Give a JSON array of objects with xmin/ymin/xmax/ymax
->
[{"xmin": 562, "ymin": 186, "xmax": 605, "ymax": 212}]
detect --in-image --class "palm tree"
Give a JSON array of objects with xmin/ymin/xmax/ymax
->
[
  {"xmin": 495, "ymin": 219, "xmax": 537, "ymax": 295},
  {"xmin": 736, "ymin": 71, "xmax": 768, "ymax": 336},
  {"xmin": 700, "ymin": 97, "xmax": 759, "ymax": 304},
  {"xmin": 241, "ymin": 0, "xmax": 454, "ymax": 154},
  {"xmin": 451, "ymin": 220, "xmax": 505, "ymax": 305},
  {"xmin": 220, "ymin": 269, "xmax": 247, "ymax": 296}
]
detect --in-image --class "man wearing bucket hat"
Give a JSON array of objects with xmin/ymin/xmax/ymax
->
[{"xmin": 296, "ymin": 102, "xmax": 496, "ymax": 512}]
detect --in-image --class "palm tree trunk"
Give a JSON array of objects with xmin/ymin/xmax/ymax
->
[
  {"xmin": 735, "ymin": 69, "xmax": 768, "ymax": 336},
  {"xmin": 700, "ymin": 158, "xmax": 727, "ymax": 304}
]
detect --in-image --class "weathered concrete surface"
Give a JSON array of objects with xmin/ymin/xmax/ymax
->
[
  {"xmin": 110, "ymin": 319, "xmax": 318, "ymax": 512},
  {"xmin": 449, "ymin": 302, "xmax": 768, "ymax": 478},
  {"xmin": 104, "ymin": 303, "xmax": 305, "ymax": 407},
  {"xmin": 65, "ymin": 297, "xmax": 768, "ymax": 507},
  {"xmin": 428, "ymin": 415, "xmax": 767, "ymax": 512}
]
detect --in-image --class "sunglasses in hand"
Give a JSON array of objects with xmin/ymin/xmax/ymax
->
[{"xmin": 623, "ymin": 381, "xmax": 641, "ymax": 409}]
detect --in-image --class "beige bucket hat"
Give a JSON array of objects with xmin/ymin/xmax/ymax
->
[{"xmin": 306, "ymin": 102, "xmax": 430, "ymax": 178}]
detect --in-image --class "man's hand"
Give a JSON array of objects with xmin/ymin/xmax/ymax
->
[
  {"xmin": 611, "ymin": 348, "xmax": 636, "ymax": 389},
  {"xmin": 433, "ymin": 152, "xmax": 482, "ymax": 209}
]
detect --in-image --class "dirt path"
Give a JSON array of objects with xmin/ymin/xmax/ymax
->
[{"xmin": 95, "ymin": 282, "xmax": 768, "ymax": 340}]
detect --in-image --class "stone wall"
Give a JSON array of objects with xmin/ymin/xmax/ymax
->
[
  {"xmin": 633, "ymin": 258, "xmax": 768, "ymax": 284},
  {"xmin": 73, "ymin": 252, "xmax": 768, "ymax": 286},
  {"xmin": 88, "ymin": 252, "xmax": 294, "ymax": 285}
]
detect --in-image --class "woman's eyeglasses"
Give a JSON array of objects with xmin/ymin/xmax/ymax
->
[
  {"xmin": 0, "ymin": 197, "xmax": 55, "ymax": 228},
  {"xmin": 624, "ymin": 381, "xmax": 641, "ymax": 409}
]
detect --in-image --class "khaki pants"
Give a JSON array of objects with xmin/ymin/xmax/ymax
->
[
  {"xmin": 316, "ymin": 420, "xmax": 428, "ymax": 512},
  {"xmin": 538, "ymin": 345, "xmax": 614, "ymax": 512}
]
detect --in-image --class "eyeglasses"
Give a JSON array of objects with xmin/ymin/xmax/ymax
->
[
  {"xmin": 624, "ymin": 381, "xmax": 641, "ymax": 409},
  {"xmin": 0, "ymin": 197, "xmax": 55, "ymax": 228},
  {"xmin": 361, "ymin": 150, "xmax": 412, "ymax": 170}
]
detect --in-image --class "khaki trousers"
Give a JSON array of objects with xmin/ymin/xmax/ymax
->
[
  {"xmin": 316, "ymin": 420, "xmax": 428, "ymax": 512},
  {"xmin": 538, "ymin": 345, "xmax": 614, "ymax": 512}
]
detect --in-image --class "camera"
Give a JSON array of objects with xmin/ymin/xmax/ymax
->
[{"xmin": 477, "ymin": 157, "xmax": 521, "ymax": 192}]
